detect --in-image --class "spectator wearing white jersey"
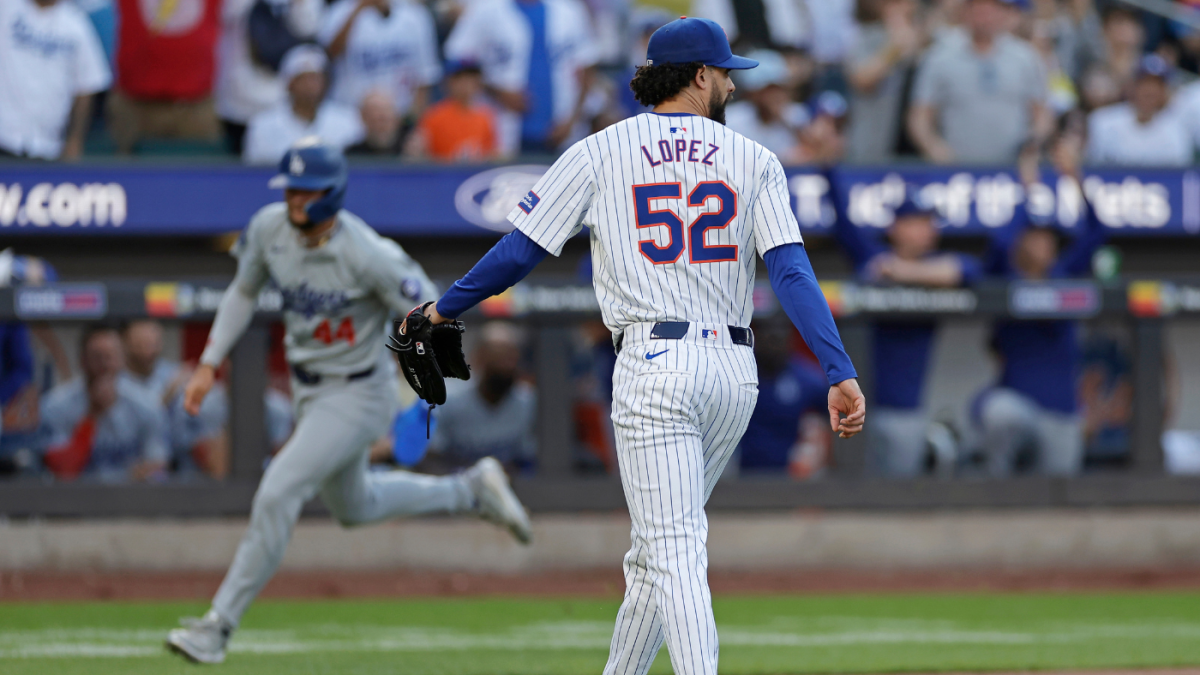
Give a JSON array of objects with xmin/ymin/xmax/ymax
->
[
  {"xmin": 1088, "ymin": 54, "xmax": 1191, "ymax": 167},
  {"xmin": 0, "ymin": 0, "xmax": 110, "ymax": 160},
  {"xmin": 805, "ymin": 0, "xmax": 857, "ymax": 67},
  {"xmin": 242, "ymin": 45, "xmax": 364, "ymax": 165},
  {"xmin": 318, "ymin": 0, "xmax": 440, "ymax": 120},
  {"xmin": 444, "ymin": 0, "xmax": 599, "ymax": 155},
  {"xmin": 725, "ymin": 49, "xmax": 811, "ymax": 158},
  {"xmin": 72, "ymin": 0, "xmax": 115, "ymax": 64},
  {"xmin": 216, "ymin": 0, "xmax": 323, "ymax": 155}
]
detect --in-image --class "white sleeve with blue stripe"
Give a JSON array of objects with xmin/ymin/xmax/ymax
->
[
  {"xmin": 506, "ymin": 141, "xmax": 597, "ymax": 257},
  {"xmin": 750, "ymin": 154, "xmax": 805, "ymax": 257}
]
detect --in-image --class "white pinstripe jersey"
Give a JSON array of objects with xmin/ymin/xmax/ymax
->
[{"xmin": 507, "ymin": 112, "xmax": 803, "ymax": 334}]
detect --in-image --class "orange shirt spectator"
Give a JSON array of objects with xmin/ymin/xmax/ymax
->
[{"xmin": 405, "ymin": 61, "xmax": 496, "ymax": 162}]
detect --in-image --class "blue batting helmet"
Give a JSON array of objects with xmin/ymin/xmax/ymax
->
[{"xmin": 268, "ymin": 138, "xmax": 348, "ymax": 225}]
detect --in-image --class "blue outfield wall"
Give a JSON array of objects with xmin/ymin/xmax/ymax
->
[{"xmin": 0, "ymin": 162, "xmax": 1198, "ymax": 238}]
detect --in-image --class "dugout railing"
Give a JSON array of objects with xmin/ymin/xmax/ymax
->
[{"xmin": 0, "ymin": 277, "xmax": 1197, "ymax": 517}]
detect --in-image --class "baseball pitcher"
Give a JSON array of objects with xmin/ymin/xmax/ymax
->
[
  {"xmin": 165, "ymin": 140, "xmax": 532, "ymax": 664},
  {"xmin": 415, "ymin": 18, "xmax": 865, "ymax": 675}
]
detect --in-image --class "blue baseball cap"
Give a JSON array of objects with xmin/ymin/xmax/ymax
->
[
  {"xmin": 1137, "ymin": 53, "xmax": 1172, "ymax": 80},
  {"xmin": 811, "ymin": 90, "xmax": 848, "ymax": 119},
  {"xmin": 893, "ymin": 185, "xmax": 937, "ymax": 219},
  {"xmin": 646, "ymin": 17, "xmax": 758, "ymax": 70},
  {"xmin": 445, "ymin": 59, "xmax": 482, "ymax": 76}
]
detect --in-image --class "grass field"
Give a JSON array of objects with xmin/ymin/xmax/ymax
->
[{"xmin": 3, "ymin": 592, "xmax": 1200, "ymax": 674}]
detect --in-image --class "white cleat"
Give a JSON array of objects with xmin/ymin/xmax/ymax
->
[
  {"xmin": 467, "ymin": 457, "xmax": 533, "ymax": 544},
  {"xmin": 166, "ymin": 609, "xmax": 232, "ymax": 664}
]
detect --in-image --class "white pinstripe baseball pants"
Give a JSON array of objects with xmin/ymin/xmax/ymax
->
[{"xmin": 603, "ymin": 323, "xmax": 759, "ymax": 675}]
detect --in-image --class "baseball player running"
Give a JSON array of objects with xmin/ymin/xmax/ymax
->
[
  {"xmin": 414, "ymin": 18, "xmax": 865, "ymax": 675},
  {"xmin": 165, "ymin": 140, "xmax": 532, "ymax": 664}
]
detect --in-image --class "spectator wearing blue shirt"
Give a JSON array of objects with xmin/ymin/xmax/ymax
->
[
  {"xmin": 0, "ymin": 323, "xmax": 35, "ymax": 442},
  {"xmin": 739, "ymin": 318, "xmax": 829, "ymax": 473},
  {"xmin": 826, "ymin": 167, "xmax": 984, "ymax": 477},
  {"xmin": 0, "ymin": 250, "xmax": 63, "ymax": 469},
  {"xmin": 974, "ymin": 137, "xmax": 1106, "ymax": 477},
  {"xmin": 0, "ymin": 319, "xmax": 34, "ymax": 461}
]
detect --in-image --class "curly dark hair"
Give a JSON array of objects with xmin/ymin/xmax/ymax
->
[{"xmin": 629, "ymin": 61, "xmax": 704, "ymax": 107}]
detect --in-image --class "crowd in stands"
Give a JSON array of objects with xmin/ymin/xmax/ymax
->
[
  {"xmin": 0, "ymin": 251, "xmax": 296, "ymax": 482},
  {"xmin": 5, "ymin": 0, "xmax": 1200, "ymax": 165},
  {"xmin": 0, "ymin": 254, "xmax": 539, "ymax": 482}
]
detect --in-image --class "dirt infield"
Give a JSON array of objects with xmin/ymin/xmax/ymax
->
[{"xmin": 6, "ymin": 567, "xmax": 1200, "ymax": 602}]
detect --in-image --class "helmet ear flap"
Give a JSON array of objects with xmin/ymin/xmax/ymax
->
[{"xmin": 305, "ymin": 181, "xmax": 346, "ymax": 223}]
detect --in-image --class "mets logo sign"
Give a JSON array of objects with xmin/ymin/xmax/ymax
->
[{"xmin": 454, "ymin": 165, "xmax": 550, "ymax": 233}]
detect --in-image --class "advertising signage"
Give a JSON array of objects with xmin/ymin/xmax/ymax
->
[{"xmin": 1, "ymin": 163, "xmax": 1197, "ymax": 237}]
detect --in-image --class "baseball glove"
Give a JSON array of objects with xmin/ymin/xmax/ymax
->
[{"xmin": 387, "ymin": 303, "xmax": 471, "ymax": 407}]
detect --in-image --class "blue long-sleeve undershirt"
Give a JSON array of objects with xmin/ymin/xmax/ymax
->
[
  {"xmin": 438, "ymin": 229, "xmax": 551, "ymax": 319},
  {"xmin": 764, "ymin": 243, "xmax": 857, "ymax": 386}
]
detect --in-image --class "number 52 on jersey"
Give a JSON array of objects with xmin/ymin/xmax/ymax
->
[{"xmin": 632, "ymin": 181, "xmax": 738, "ymax": 265}]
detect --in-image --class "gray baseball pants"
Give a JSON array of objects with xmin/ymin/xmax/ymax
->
[{"xmin": 211, "ymin": 366, "xmax": 474, "ymax": 626}]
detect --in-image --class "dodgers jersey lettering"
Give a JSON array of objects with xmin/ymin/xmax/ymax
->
[
  {"xmin": 507, "ymin": 112, "xmax": 803, "ymax": 332},
  {"xmin": 230, "ymin": 204, "xmax": 438, "ymax": 374}
]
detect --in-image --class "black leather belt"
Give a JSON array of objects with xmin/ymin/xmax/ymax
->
[
  {"xmin": 616, "ymin": 322, "xmax": 754, "ymax": 353},
  {"xmin": 291, "ymin": 364, "xmax": 375, "ymax": 386}
]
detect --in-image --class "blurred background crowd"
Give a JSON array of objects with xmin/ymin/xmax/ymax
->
[
  {"xmin": 6, "ymin": 0, "xmax": 1200, "ymax": 166},
  {"xmin": 3, "ymin": 0, "xmax": 1200, "ymax": 486},
  {"xmin": 0, "ymin": 250, "xmax": 545, "ymax": 483}
]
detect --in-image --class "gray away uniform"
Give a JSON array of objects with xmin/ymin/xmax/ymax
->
[{"xmin": 199, "ymin": 204, "xmax": 475, "ymax": 626}]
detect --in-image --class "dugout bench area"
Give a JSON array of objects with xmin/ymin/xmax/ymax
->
[{"xmin": 1, "ymin": 276, "xmax": 1198, "ymax": 518}]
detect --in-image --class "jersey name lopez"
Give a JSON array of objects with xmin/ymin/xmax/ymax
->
[
  {"xmin": 640, "ymin": 139, "xmax": 720, "ymax": 167},
  {"xmin": 507, "ymin": 113, "xmax": 804, "ymax": 334}
]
